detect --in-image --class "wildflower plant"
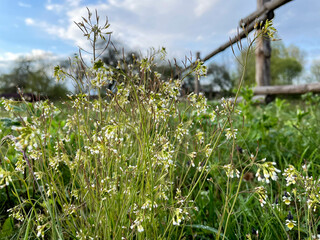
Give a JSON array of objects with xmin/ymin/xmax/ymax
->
[
  {"xmin": 251, "ymin": 161, "xmax": 320, "ymax": 239},
  {"xmin": 0, "ymin": 9, "xmax": 240, "ymax": 239},
  {"xmin": 0, "ymin": 9, "xmax": 317, "ymax": 240}
]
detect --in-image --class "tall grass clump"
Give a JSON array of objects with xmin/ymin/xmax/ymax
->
[
  {"xmin": 0, "ymin": 9, "xmax": 225, "ymax": 239},
  {"xmin": 2, "ymin": 8, "xmax": 319, "ymax": 240}
]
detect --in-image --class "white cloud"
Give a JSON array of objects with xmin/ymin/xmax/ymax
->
[
  {"xmin": 21, "ymin": 0, "xmax": 265, "ymax": 60},
  {"xmin": 0, "ymin": 49, "xmax": 62, "ymax": 73},
  {"xmin": 27, "ymin": 49, "xmax": 55, "ymax": 60},
  {"xmin": 196, "ymin": 35, "xmax": 204, "ymax": 41},
  {"xmin": 0, "ymin": 49, "xmax": 58, "ymax": 62},
  {"xmin": 42, "ymin": 0, "xmax": 220, "ymax": 56},
  {"xmin": 195, "ymin": 0, "xmax": 220, "ymax": 17},
  {"xmin": 46, "ymin": 4, "xmax": 64, "ymax": 12},
  {"xmin": 25, "ymin": 18, "xmax": 35, "ymax": 25},
  {"xmin": 66, "ymin": 0, "xmax": 82, "ymax": 7},
  {"xmin": 23, "ymin": 14, "xmax": 84, "ymax": 48},
  {"xmin": 18, "ymin": 1, "xmax": 31, "ymax": 8},
  {"xmin": 46, "ymin": 0, "xmax": 82, "ymax": 12},
  {"xmin": 0, "ymin": 52, "xmax": 21, "ymax": 63},
  {"xmin": 227, "ymin": 28, "xmax": 238, "ymax": 36}
]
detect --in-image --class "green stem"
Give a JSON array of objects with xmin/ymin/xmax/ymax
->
[
  {"xmin": 267, "ymin": 201, "xmax": 289, "ymax": 239},
  {"xmin": 221, "ymin": 168, "xmax": 248, "ymax": 240},
  {"xmin": 294, "ymin": 195, "xmax": 300, "ymax": 240}
]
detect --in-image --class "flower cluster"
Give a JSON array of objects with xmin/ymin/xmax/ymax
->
[
  {"xmin": 188, "ymin": 93, "xmax": 209, "ymax": 117},
  {"xmin": 255, "ymin": 186, "xmax": 268, "ymax": 207},
  {"xmin": 0, "ymin": 167, "xmax": 12, "ymax": 189},
  {"xmin": 283, "ymin": 164, "xmax": 299, "ymax": 186},
  {"xmin": 0, "ymin": 9, "xmax": 285, "ymax": 240},
  {"xmin": 223, "ymin": 164, "xmax": 240, "ymax": 179},
  {"xmin": 255, "ymin": 159, "xmax": 281, "ymax": 183},
  {"xmin": 225, "ymin": 128, "xmax": 237, "ymax": 140}
]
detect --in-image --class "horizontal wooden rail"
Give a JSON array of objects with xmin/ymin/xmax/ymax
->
[{"xmin": 253, "ymin": 83, "xmax": 320, "ymax": 95}]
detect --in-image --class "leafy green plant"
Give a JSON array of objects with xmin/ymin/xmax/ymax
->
[
  {"xmin": 1, "ymin": 8, "xmax": 319, "ymax": 240},
  {"xmin": 0, "ymin": 9, "xmax": 245, "ymax": 239}
]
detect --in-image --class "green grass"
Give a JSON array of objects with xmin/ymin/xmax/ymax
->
[
  {"xmin": 0, "ymin": 11, "xmax": 319, "ymax": 240},
  {"xmin": 1, "ymin": 94, "xmax": 320, "ymax": 239}
]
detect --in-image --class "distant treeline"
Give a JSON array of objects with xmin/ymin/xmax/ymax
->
[{"xmin": 1, "ymin": 41, "xmax": 319, "ymax": 101}]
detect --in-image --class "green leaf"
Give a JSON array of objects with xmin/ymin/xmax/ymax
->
[
  {"xmin": 185, "ymin": 224, "xmax": 229, "ymax": 239},
  {"xmin": 23, "ymin": 209, "xmax": 34, "ymax": 240},
  {"xmin": 93, "ymin": 59, "xmax": 104, "ymax": 70},
  {"xmin": 0, "ymin": 118, "xmax": 20, "ymax": 127},
  {"xmin": 0, "ymin": 217, "xmax": 14, "ymax": 237}
]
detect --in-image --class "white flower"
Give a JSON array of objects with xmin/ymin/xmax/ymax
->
[
  {"xmin": 283, "ymin": 196, "xmax": 291, "ymax": 205},
  {"xmin": 286, "ymin": 219, "xmax": 296, "ymax": 230},
  {"xmin": 286, "ymin": 211, "xmax": 295, "ymax": 230},
  {"xmin": 312, "ymin": 234, "xmax": 320, "ymax": 240},
  {"xmin": 256, "ymin": 161, "xmax": 281, "ymax": 184},
  {"xmin": 173, "ymin": 208, "xmax": 184, "ymax": 226},
  {"xmin": 255, "ymin": 186, "xmax": 267, "ymax": 208},
  {"xmin": 137, "ymin": 225, "xmax": 144, "ymax": 232},
  {"xmin": 302, "ymin": 164, "xmax": 307, "ymax": 171},
  {"xmin": 223, "ymin": 164, "xmax": 240, "ymax": 178},
  {"xmin": 225, "ymin": 128, "xmax": 237, "ymax": 140},
  {"xmin": 283, "ymin": 165, "xmax": 299, "ymax": 186},
  {"xmin": 259, "ymin": 197, "xmax": 266, "ymax": 207}
]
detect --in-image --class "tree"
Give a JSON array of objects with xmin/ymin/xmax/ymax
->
[
  {"xmin": 270, "ymin": 43, "xmax": 303, "ymax": 85},
  {"xmin": 101, "ymin": 43, "xmax": 138, "ymax": 68},
  {"xmin": 182, "ymin": 62, "xmax": 232, "ymax": 97},
  {"xmin": 235, "ymin": 48, "xmax": 256, "ymax": 86},
  {"xmin": 100, "ymin": 42, "xmax": 177, "ymax": 93},
  {"xmin": 310, "ymin": 59, "xmax": 320, "ymax": 82},
  {"xmin": 206, "ymin": 63, "xmax": 232, "ymax": 92},
  {"xmin": 235, "ymin": 42, "xmax": 304, "ymax": 86},
  {"xmin": 0, "ymin": 57, "xmax": 68, "ymax": 99}
]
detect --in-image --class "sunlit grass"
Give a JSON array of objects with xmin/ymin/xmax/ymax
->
[{"xmin": 0, "ymin": 9, "xmax": 319, "ymax": 240}]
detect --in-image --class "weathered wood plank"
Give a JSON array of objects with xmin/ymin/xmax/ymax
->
[
  {"xmin": 175, "ymin": 0, "xmax": 293, "ymax": 79},
  {"xmin": 240, "ymin": 0, "xmax": 293, "ymax": 27},
  {"xmin": 176, "ymin": 12, "xmax": 269, "ymax": 79},
  {"xmin": 254, "ymin": 83, "xmax": 320, "ymax": 95},
  {"xmin": 201, "ymin": 13, "xmax": 267, "ymax": 63},
  {"xmin": 195, "ymin": 52, "xmax": 201, "ymax": 95},
  {"xmin": 255, "ymin": 0, "xmax": 272, "ymax": 87}
]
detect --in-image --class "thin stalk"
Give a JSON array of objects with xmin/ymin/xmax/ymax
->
[
  {"xmin": 221, "ymin": 167, "xmax": 248, "ymax": 240},
  {"xmin": 267, "ymin": 201, "xmax": 289, "ymax": 239},
  {"xmin": 216, "ymin": 34, "xmax": 259, "ymax": 240},
  {"xmin": 294, "ymin": 195, "xmax": 300, "ymax": 240},
  {"xmin": 216, "ymin": 177, "xmax": 230, "ymax": 240}
]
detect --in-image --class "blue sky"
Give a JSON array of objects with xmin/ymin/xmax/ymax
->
[{"xmin": 1, "ymin": 0, "xmax": 320, "ymax": 80}]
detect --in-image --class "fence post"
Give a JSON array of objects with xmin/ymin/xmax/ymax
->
[
  {"xmin": 255, "ymin": 0, "xmax": 273, "ymax": 86},
  {"xmin": 195, "ymin": 51, "xmax": 201, "ymax": 95}
]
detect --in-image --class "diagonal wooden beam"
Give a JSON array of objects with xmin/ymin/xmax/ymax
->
[
  {"xmin": 239, "ymin": 0, "xmax": 293, "ymax": 27},
  {"xmin": 202, "ymin": 12, "xmax": 267, "ymax": 62},
  {"xmin": 176, "ymin": 13, "xmax": 268, "ymax": 78},
  {"xmin": 175, "ymin": 0, "xmax": 293, "ymax": 79}
]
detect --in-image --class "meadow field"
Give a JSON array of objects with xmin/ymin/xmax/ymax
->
[
  {"xmin": 1, "ymin": 84, "xmax": 320, "ymax": 240},
  {"xmin": 0, "ymin": 11, "xmax": 319, "ymax": 240}
]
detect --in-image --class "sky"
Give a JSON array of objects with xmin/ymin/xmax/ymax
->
[{"xmin": 1, "ymin": 0, "xmax": 320, "ymax": 81}]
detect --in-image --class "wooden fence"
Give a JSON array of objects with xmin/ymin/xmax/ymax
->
[
  {"xmin": 178, "ymin": 0, "xmax": 320, "ymax": 97},
  {"xmin": 254, "ymin": 82, "xmax": 320, "ymax": 95}
]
